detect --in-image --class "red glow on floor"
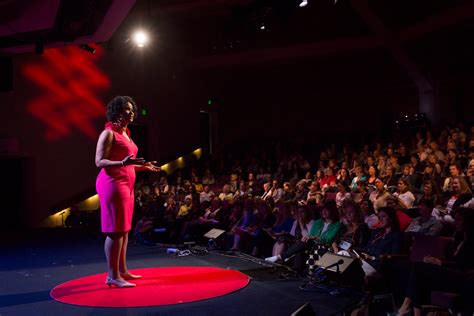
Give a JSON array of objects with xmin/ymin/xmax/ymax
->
[
  {"xmin": 22, "ymin": 44, "xmax": 110, "ymax": 141},
  {"xmin": 50, "ymin": 266, "xmax": 250, "ymax": 307}
]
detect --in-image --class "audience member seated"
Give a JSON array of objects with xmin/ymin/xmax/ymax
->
[
  {"xmin": 353, "ymin": 180, "xmax": 369, "ymax": 204},
  {"xmin": 405, "ymin": 198, "xmax": 442, "ymax": 236},
  {"xmin": 360, "ymin": 199, "xmax": 380, "ymax": 230},
  {"xmin": 230, "ymin": 200, "xmax": 255, "ymax": 251},
  {"xmin": 442, "ymin": 163, "xmax": 463, "ymax": 192},
  {"xmin": 219, "ymin": 184, "xmax": 234, "ymax": 201},
  {"xmin": 350, "ymin": 166, "xmax": 367, "ymax": 191},
  {"xmin": 356, "ymin": 207, "xmax": 403, "ymax": 277},
  {"xmin": 293, "ymin": 180, "xmax": 309, "ymax": 203},
  {"xmin": 199, "ymin": 184, "xmax": 215, "ymax": 204},
  {"xmin": 268, "ymin": 180, "xmax": 284, "ymax": 203},
  {"xmin": 281, "ymin": 181, "xmax": 296, "ymax": 202},
  {"xmin": 433, "ymin": 176, "xmax": 472, "ymax": 223},
  {"xmin": 393, "ymin": 178, "xmax": 416, "ymax": 209},
  {"xmin": 265, "ymin": 200, "xmax": 342, "ymax": 275},
  {"xmin": 335, "ymin": 181, "xmax": 351, "ymax": 210},
  {"xmin": 369, "ymin": 178, "xmax": 391, "ymax": 212},
  {"xmin": 397, "ymin": 208, "xmax": 474, "ymax": 316},
  {"xmin": 332, "ymin": 200, "xmax": 370, "ymax": 254},
  {"xmin": 366, "ymin": 166, "xmax": 378, "ymax": 186},
  {"xmin": 307, "ymin": 181, "xmax": 324, "ymax": 204},
  {"xmin": 253, "ymin": 202, "xmax": 288, "ymax": 257},
  {"xmin": 383, "ymin": 165, "xmax": 399, "ymax": 188},
  {"xmin": 414, "ymin": 180, "xmax": 438, "ymax": 207},
  {"xmin": 202, "ymin": 169, "xmax": 215, "ymax": 185},
  {"xmin": 281, "ymin": 206, "xmax": 315, "ymax": 257},
  {"xmin": 385, "ymin": 196, "xmax": 412, "ymax": 232}
]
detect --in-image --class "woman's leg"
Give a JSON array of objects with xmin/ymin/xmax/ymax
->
[
  {"xmin": 273, "ymin": 241, "xmax": 286, "ymax": 256},
  {"xmin": 401, "ymin": 262, "xmax": 465, "ymax": 313},
  {"xmin": 104, "ymin": 233, "xmax": 124, "ymax": 279},
  {"xmin": 119, "ymin": 231, "xmax": 130, "ymax": 274},
  {"xmin": 281, "ymin": 240, "xmax": 311, "ymax": 260}
]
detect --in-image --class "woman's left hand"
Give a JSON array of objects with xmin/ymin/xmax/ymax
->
[{"xmin": 143, "ymin": 161, "xmax": 160, "ymax": 172}]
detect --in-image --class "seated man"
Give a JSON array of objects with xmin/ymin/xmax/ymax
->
[{"xmin": 405, "ymin": 198, "xmax": 442, "ymax": 236}]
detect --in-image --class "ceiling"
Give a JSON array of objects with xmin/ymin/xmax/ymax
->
[
  {"xmin": 2, "ymin": 0, "xmax": 474, "ymax": 90},
  {"xmin": 0, "ymin": 0, "xmax": 136, "ymax": 54}
]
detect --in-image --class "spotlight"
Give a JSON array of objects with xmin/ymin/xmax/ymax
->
[
  {"xmin": 299, "ymin": 0, "xmax": 308, "ymax": 7},
  {"xmin": 79, "ymin": 44, "xmax": 96, "ymax": 54},
  {"xmin": 259, "ymin": 23, "xmax": 266, "ymax": 30},
  {"xmin": 133, "ymin": 31, "xmax": 149, "ymax": 48}
]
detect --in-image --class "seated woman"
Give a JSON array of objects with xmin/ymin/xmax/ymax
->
[
  {"xmin": 397, "ymin": 208, "xmax": 474, "ymax": 316},
  {"xmin": 335, "ymin": 181, "xmax": 351, "ymax": 210},
  {"xmin": 332, "ymin": 200, "xmax": 370, "ymax": 254},
  {"xmin": 265, "ymin": 200, "xmax": 342, "ymax": 274},
  {"xmin": 356, "ymin": 206, "xmax": 403, "ymax": 278},
  {"xmin": 369, "ymin": 178, "xmax": 391, "ymax": 212},
  {"xmin": 282, "ymin": 206, "xmax": 315, "ymax": 256},
  {"xmin": 393, "ymin": 178, "xmax": 416, "ymax": 209},
  {"xmin": 353, "ymin": 180, "xmax": 370, "ymax": 204},
  {"xmin": 249, "ymin": 201, "xmax": 279, "ymax": 256},
  {"xmin": 360, "ymin": 199, "xmax": 380, "ymax": 230},
  {"xmin": 254, "ymin": 202, "xmax": 297, "ymax": 257},
  {"xmin": 230, "ymin": 200, "xmax": 255, "ymax": 251},
  {"xmin": 385, "ymin": 196, "xmax": 412, "ymax": 232},
  {"xmin": 366, "ymin": 166, "xmax": 378, "ymax": 186},
  {"xmin": 433, "ymin": 176, "xmax": 472, "ymax": 223},
  {"xmin": 179, "ymin": 197, "xmax": 222, "ymax": 241}
]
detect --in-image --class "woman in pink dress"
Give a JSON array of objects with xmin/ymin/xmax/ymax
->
[{"xmin": 95, "ymin": 96, "xmax": 159, "ymax": 288}]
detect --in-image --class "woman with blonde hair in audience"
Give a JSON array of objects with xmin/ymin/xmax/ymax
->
[
  {"xmin": 350, "ymin": 166, "xmax": 367, "ymax": 191},
  {"xmin": 433, "ymin": 176, "xmax": 472, "ymax": 223}
]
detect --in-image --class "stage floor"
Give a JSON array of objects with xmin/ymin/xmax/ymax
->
[{"xmin": 0, "ymin": 228, "xmax": 361, "ymax": 315}]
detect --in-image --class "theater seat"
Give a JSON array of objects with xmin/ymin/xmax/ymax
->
[
  {"xmin": 409, "ymin": 235, "xmax": 453, "ymax": 263},
  {"xmin": 430, "ymin": 291, "xmax": 462, "ymax": 312}
]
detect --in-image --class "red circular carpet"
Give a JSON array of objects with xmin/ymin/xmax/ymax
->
[{"xmin": 50, "ymin": 266, "xmax": 250, "ymax": 307}]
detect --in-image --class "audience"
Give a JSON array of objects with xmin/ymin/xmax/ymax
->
[{"xmin": 128, "ymin": 122, "xmax": 473, "ymax": 314}]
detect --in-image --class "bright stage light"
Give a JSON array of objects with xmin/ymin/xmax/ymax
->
[
  {"xmin": 299, "ymin": 0, "xmax": 308, "ymax": 7},
  {"xmin": 133, "ymin": 31, "xmax": 149, "ymax": 47}
]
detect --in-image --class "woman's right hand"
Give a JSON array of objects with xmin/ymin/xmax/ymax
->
[{"xmin": 122, "ymin": 154, "xmax": 145, "ymax": 166}]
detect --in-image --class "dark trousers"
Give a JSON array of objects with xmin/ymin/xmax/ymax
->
[
  {"xmin": 281, "ymin": 240, "xmax": 314, "ymax": 272},
  {"xmin": 405, "ymin": 262, "xmax": 466, "ymax": 309}
]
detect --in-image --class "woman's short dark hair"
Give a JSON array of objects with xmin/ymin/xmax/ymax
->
[
  {"xmin": 361, "ymin": 198, "xmax": 376, "ymax": 215},
  {"xmin": 378, "ymin": 206, "xmax": 401, "ymax": 232},
  {"xmin": 106, "ymin": 96, "xmax": 138, "ymax": 123}
]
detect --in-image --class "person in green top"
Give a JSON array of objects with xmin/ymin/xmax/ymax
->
[{"xmin": 265, "ymin": 200, "xmax": 342, "ymax": 273}]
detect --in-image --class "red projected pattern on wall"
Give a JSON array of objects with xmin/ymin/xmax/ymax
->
[{"xmin": 22, "ymin": 44, "xmax": 110, "ymax": 140}]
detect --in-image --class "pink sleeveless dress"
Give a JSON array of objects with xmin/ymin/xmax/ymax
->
[{"xmin": 96, "ymin": 123, "xmax": 138, "ymax": 233}]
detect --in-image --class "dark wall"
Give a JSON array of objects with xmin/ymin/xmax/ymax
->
[{"xmin": 0, "ymin": 46, "xmax": 200, "ymax": 227}]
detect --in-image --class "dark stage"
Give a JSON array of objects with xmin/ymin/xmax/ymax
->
[{"xmin": 0, "ymin": 229, "xmax": 362, "ymax": 316}]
